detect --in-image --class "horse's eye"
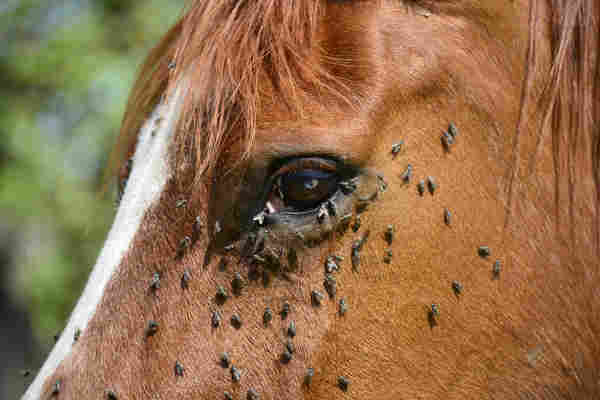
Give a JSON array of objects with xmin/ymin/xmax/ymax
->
[{"xmin": 268, "ymin": 158, "xmax": 340, "ymax": 212}]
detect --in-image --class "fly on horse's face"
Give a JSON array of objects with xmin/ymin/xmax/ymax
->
[{"xmin": 24, "ymin": 0, "xmax": 600, "ymax": 399}]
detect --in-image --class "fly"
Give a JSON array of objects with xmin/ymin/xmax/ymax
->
[
  {"xmin": 311, "ymin": 290, "xmax": 324, "ymax": 307},
  {"xmin": 427, "ymin": 176, "xmax": 437, "ymax": 195},
  {"xmin": 231, "ymin": 366, "xmax": 241, "ymax": 382},
  {"xmin": 352, "ymin": 216, "xmax": 361, "ymax": 232},
  {"xmin": 417, "ymin": 180, "xmax": 425, "ymax": 196},
  {"xmin": 230, "ymin": 314, "xmax": 242, "ymax": 329},
  {"xmin": 441, "ymin": 131, "xmax": 454, "ymax": 152},
  {"xmin": 174, "ymin": 361, "xmax": 184, "ymax": 377},
  {"xmin": 51, "ymin": 379, "xmax": 61, "ymax": 395},
  {"xmin": 232, "ymin": 272, "xmax": 244, "ymax": 296},
  {"xmin": 287, "ymin": 320, "xmax": 297, "ymax": 338},
  {"xmin": 285, "ymin": 339, "xmax": 295, "ymax": 354},
  {"xmin": 73, "ymin": 328, "xmax": 81, "ymax": 343},
  {"xmin": 338, "ymin": 376, "xmax": 350, "ymax": 392},
  {"xmin": 326, "ymin": 199, "xmax": 337, "ymax": 217},
  {"xmin": 448, "ymin": 122, "xmax": 459, "ymax": 139},
  {"xmin": 493, "ymin": 260, "xmax": 501, "ymax": 278},
  {"xmin": 280, "ymin": 302, "xmax": 291, "ymax": 320},
  {"xmin": 391, "ymin": 140, "xmax": 404, "ymax": 157},
  {"xmin": 325, "ymin": 256, "xmax": 339, "ymax": 273},
  {"xmin": 444, "ymin": 208, "xmax": 451, "ymax": 226},
  {"xmin": 339, "ymin": 298, "xmax": 348, "ymax": 316},
  {"xmin": 338, "ymin": 178, "xmax": 358, "ymax": 195},
  {"xmin": 211, "ymin": 311, "xmax": 221, "ymax": 328},
  {"xmin": 317, "ymin": 203, "xmax": 328, "ymax": 223},
  {"xmin": 146, "ymin": 320, "xmax": 159, "ymax": 337},
  {"xmin": 384, "ymin": 225, "xmax": 394, "ymax": 245},
  {"xmin": 401, "ymin": 164, "xmax": 413, "ymax": 183},
  {"xmin": 428, "ymin": 303, "xmax": 440, "ymax": 327},
  {"xmin": 478, "ymin": 246, "xmax": 491, "ymax": 258},
  {"xmin": 281, "ymin": 349, "xmax": 293, "ymax": 364},
  {"xmin": 324, "ymin": 274, "xmax": 337, "ymax": 299},
  {"xmin": 181, "ymin": 269, "xmax": 191, "ymax": 289},
  {"xmin": 176, "ymin": 236, "xmax": 192, "ymax": 258},
  {"xmin": 452, "ymin": 281, "xmax": 463, "ymax": 296},
  {"xmin": 383, "ymin": 249, "xmax": 392, "ymax": 264},
  {"xmin": 150, "ymin": 272, "xmax": 160, "ymax": 291},
  {"xmin": 263, "ymin": 307, "xmax": 273, "ymax": 326},
  {"xmin": 220, "ymin": 352, "xmax": 230, "ymax": 368},
  {"xmin": 215, "ymin": 285, "xmax": 228, "ymax": 305}
]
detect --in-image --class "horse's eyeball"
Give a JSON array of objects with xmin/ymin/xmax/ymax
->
[
  {"xmin": 279, "ymin": 169, "xmax": 338, "ymax": 210},
  {"xmin": 267, "ymin": 157, "xmax": 344, "ymax": 212}
]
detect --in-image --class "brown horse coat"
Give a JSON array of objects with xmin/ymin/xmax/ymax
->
[{"xmin": 24, "ymin": 0, "xmax": 600, "ymax": 399}]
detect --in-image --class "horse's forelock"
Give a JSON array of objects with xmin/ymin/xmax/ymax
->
[{"xmin": 111, "ymin": 0, "xmax": 352, "ymax": 186}]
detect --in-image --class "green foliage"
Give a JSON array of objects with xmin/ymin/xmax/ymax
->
[{"xmin": 0, "ymin": 0, "xmax": 185, "ymax": 348}]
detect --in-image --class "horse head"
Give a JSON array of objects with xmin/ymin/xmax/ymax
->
[{"xmin": 24, "ymin": 1, "xmax": 600, "ymax": 399}]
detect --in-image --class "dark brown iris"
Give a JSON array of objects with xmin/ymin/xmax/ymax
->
[
  {"xmin": 266, "ymin": 158, "xmax": 340, "ymax": 212},
  {"xmin": 280, "ymin": 169, "xmax": 338, "ymax": 210}
]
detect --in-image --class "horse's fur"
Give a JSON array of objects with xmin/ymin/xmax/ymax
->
[{"xmin": 26, "ymin": 0, "xmax": 600, "ymax": 399}]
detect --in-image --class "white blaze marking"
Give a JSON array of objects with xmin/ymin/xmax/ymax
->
[{"xmin": 22, "ymin": 85, "xmax": 185, "ymax": 400}]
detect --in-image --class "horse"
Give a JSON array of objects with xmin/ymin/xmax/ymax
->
[{"xmin": 23, "ymin": 0, "xmax": 600, "ymax": 398}]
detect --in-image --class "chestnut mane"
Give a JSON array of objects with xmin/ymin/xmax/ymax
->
[
  {"xmin": 513, "ymin": 0, "xmax": 600, "ymax": 248},
  {"xmin": 112, "ymin": 0, "xmax": 600, "ymax": 247}
]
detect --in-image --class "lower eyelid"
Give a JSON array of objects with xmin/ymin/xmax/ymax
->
[
  {"xmin": 250, "ymin": 172, "xmax": 378, "ymax": 247},
  {"xmin": 264, "ymin": 189, "xmax": 347, "ymax": 225}
]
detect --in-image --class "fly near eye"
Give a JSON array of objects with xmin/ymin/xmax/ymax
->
[
  {"xmin": 279, "ymin": 169, "xmax": 338, "ymax": 210},
  {"xmin": 304, "ymin": 178, "xmax": 319, "ymax": 190}
]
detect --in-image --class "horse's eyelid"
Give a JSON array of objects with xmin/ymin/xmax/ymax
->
[
  {"xmin": 267, "ymin": 152, "xmax": 362, "ymax": 177},
  {"xmin": 270, "ymin": 157, "xmax": 338, "ymax": 178}
]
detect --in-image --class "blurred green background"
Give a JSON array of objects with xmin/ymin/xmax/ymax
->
[{"xmin": 0, "ymin": 1, "xmax": 185, "ymax": 397}]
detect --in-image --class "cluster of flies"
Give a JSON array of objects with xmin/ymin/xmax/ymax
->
[
  {"xmin": 234, "ymin": 170, "xmax": 372, "ymax": 393},
  {"xmin": 137, "ymin": 220, "xmax": 288, "ymax": 400},
  {"xmin": 314, "ymin": 249, "xmax": 353, "ymax": 392},
  {"xmin": 186, "ymin": 209, "xmax": 340, "ymax": 396},
  {"xmin": 391, "ymin": 123, "xmax": 503, "ymax": 329},
  {"xmin": 47, "ymin": 121, "xmax": 506, "ymax": 399}
]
